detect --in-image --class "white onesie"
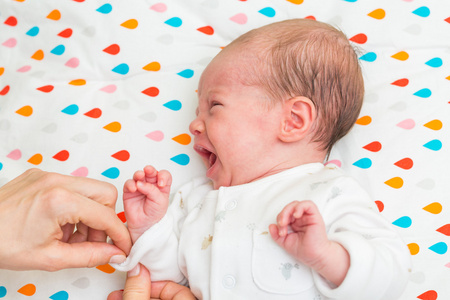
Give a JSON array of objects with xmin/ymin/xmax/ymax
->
[{"xmin": 113, "ymin": 163, "xmax": 411, "ymax": 300}]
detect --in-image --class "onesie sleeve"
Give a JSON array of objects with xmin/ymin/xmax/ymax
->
[
  {"xmin": 112, "ymin": 213, "xmax": 185, "ymax": 283},
  {"xmin": 312, "ymin": 176, "xmax": 412, "ymax": 300},
  {"xmin": 111, "ymin": 178, "xmax": 206, "ymax": 284}
]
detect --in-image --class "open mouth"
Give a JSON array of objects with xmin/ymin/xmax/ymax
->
[{"xmin": 194, "ymin": 145, "xmax": 217, "ymax": 169}]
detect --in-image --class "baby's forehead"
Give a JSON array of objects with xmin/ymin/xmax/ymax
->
[{"xmin": 202, "ymin": 52, "xmax": 261, "ymax": 86}]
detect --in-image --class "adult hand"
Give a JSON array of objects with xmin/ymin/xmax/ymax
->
[
  {"xmin": 108, "ymin": 264, "xmax": 196, "ymax": 300},
  {"xmin": 0, "ymin": 168, "xmax": 132, "ymax": 271}
]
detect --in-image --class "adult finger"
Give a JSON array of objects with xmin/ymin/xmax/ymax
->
[
  {"xmin": 49, "ymin": 173, "xmax": 128, "ymax": 247},
  {"xmin": 151, "ymin": 281, "xmax": 196, "ymax": 300},
  {"xmin": 69, "ymin": 175, "xmax": 118, "ymax": 208},
  {"xmin": 54, "ymin": 191, "xmax": 131, "ymax": 254},
  {"xmin": 78, "ymin": 202, "xmax": 131, "ymax": 254},
  {"xmin": 107, "ymin": 264, "xmax": 152, "ymax": 300},
  {"xmin": 40, "ymin": 241, "xmax": 127, "ymax": 271},
  {"xmin": 107, "ymin": 290, "xmax": 123, "ymax": 300},
  {"xmin": 123, "ymin": 264, "xmax": 152, "ymax": 300},
  {"xmin": 61, "ymin": 223, "xmax": 75, "ymax": 242},
  {"xmin": 38, "ymin": 171, "xmax": 119, "ymax": 209},
  {"xmin": 87, "ymin": 227, "xmax": 108, "ymax": 244},
  {"xmin": 68, "ymin": 222, "xmax": 89, "ymax": 243},
  {"xmin": 68, "ymin": 223, "xmax": 108, "ymax": 245}
]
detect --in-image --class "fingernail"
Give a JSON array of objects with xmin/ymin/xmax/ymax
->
[
  {"xmin": 109, "ymin": 255, "xmax": 126, "ymax": 264},
  {"xmin": 128, "ymin": 264, "xmax": 140, "ymax": 277}
]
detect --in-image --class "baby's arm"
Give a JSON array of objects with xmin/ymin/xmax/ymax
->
[
  {"xmin": 123, "ymin": 165, "xmax": 172, "ymax": 243},
  {"xmin": 113, "ymin": 169, "xmax": 198, "ymax": 284},
  {"xmin": 269, "ymin": 200, "xmax": 350, "ymax": 287}
]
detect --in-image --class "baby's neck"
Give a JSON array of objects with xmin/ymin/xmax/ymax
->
[{"xmin": 250, "ymin": 156, "xmax": 325, "ymax": 184}]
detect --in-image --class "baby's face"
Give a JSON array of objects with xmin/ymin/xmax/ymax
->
[{"xmin": 189, "ymin": 51, "xmax": 284, "ymax": 189}]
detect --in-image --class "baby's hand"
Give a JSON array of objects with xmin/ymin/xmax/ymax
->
[
  {"xmin": 269, "ymin": 200, "xmax": 350, "ymax": 286},
  {"xmin": 269, "ymin": 200, "xmax": 330, "ymax": 269},
  {"xmin": 123, "ymin": 165, "xmax": 172, "ymax": 243}
]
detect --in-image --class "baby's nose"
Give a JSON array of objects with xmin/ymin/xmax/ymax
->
[{"xmin": 189, "ymin": 117, "xmax": 204, "ymax": 135}]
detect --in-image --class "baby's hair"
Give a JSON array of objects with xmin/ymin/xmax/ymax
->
[{"xmin": 226, "ymin": 19, "xmax": 364, "ymax": 156}]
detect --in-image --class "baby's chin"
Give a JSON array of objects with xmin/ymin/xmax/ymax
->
[
  {"xmin": 210, "ymin": 178, "xmax": 226, "ymax": 190},
  {"xmin": 210, "ymin": 173, "xmax": 252, "ymax": 190},
  {"xmin": 208, "ymin": 174, "xmax": 232, "ymax": 190}
]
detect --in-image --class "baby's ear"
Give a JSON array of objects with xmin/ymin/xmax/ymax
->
[{"xmin": 279, "ymin": 96, "xmax": 316, "ymax": 143}]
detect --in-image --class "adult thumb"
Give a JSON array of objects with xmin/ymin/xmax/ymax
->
[
  {"xmin": 107, "ymin": 264, "xmax": 150, "ymax": 300},
  {"xmin": 123, "ymin": 264, "xmax": 151, "ymax": 300}
]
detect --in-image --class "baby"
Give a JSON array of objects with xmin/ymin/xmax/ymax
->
[{"xmin": 113, "ymin": 19, "xmax": 411, "ymax": 299}]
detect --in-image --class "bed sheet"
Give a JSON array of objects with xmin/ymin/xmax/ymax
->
[{"xmin": 0, "ymin": 0, "xmax": 449, "ymax": 299}]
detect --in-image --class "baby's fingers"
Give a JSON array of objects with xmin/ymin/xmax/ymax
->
[
  {"xmin": 277, "ymin": 201, "xmax": 302, "ymax": 226},
  {"xmin": 135, "ymin": 180, "xmax": 160, "ymax": 197},
  {"xmin": 123, "ymin": 179, "xmax": 138, "ymax": 194},
  {"xmin": 269, "ymin": 224, "xmax": 282, "ymax": 240},
  {"xmin": 143, "ymin": 165, "xmax": 159, "ymax": 183},
  {"xmin": 157, "ymin": 170, "xmax": 172, "ymax": 190},
  {"xmin": 132, "ymin": 170, "xmax": 146, "ymax": 182},
  {"xmin": 292, "ymin": 200, "xmax": 320, "ymax": 219}
]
